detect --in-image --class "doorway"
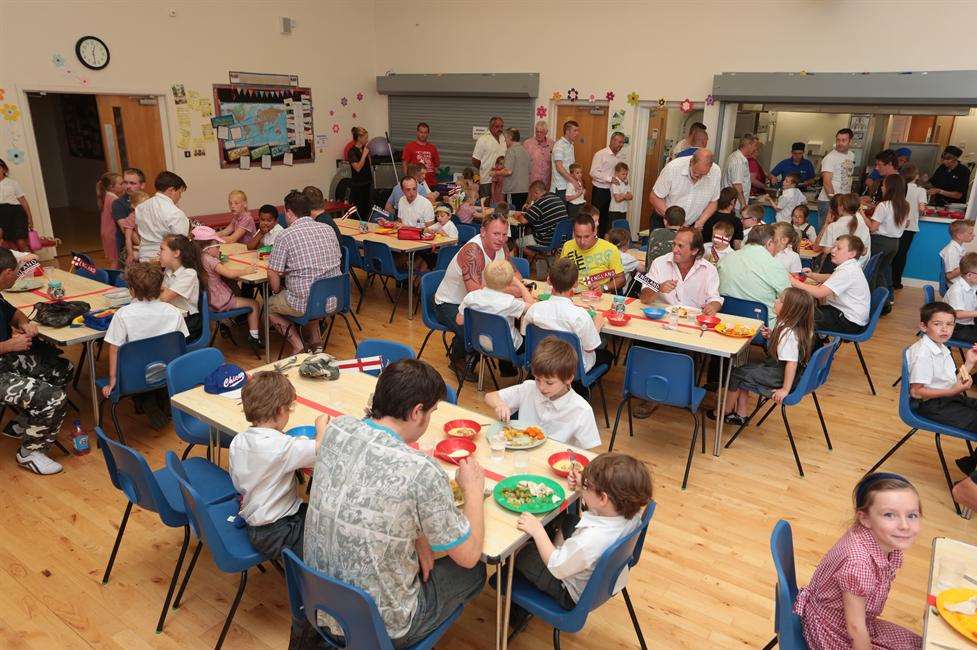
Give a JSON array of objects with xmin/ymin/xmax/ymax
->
[
  {"xmin": 26, "ymin": 92, "xmax": 166, "ymax": 257},
  {"xmin": 554, "ymin": 103, "xmax": 609, "ymax": 199},
  {"xmin": 636, "ymin": 106, "xmax": 705, "ymax": 230}
]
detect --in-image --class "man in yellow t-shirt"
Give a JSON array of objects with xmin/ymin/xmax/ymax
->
[{"xmin": 560, "ymin": 214, "xmax": 625, "ymax": 291}]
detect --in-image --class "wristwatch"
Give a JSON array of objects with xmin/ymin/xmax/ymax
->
[{"xmin": 601, "ymin": 284, "xmax": 608, "ymax": 292}]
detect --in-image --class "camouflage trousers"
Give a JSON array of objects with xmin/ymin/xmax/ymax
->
[{"xmin": 0, "ymin": 351, "xmax": 72, "ymax": 452}]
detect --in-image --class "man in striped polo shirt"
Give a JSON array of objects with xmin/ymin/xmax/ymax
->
[{"xmin": 515, "ymin": 180, "xmax": 568, "ymax": 249}]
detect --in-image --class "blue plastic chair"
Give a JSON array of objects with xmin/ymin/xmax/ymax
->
[
  {"xmin": 282, "ymin": 548, "xmax": 463, "ymax": 650},
  {"xmin": 359, "ymin": 240, "xmax": 410, "ymax": 324},
  {"xmin": 166, "ymin": 452, "xmax": 266, "ymax": 650},
  {"xmin": 609, "ymin": 347, "xmax": 706, "ymax": 489},
  {"xmin": 97, "ymin": 332, "xmax": 187, "ymax": 444},
  {"xmin": 316, "ymin": 273, "xmax": 362, "ymax": 352},
  {"xmin": 939, "ymin": 255, "xmax": 949, "ymax": 296},
  {"xmin": 278, "ymin": 274, "xmax": 357, "ymax": 359},
  {"xmin": 435, "ymin": 244, "xmax": 461, "ymax": 271},
  {"xmin": 95, "ymin": 427, "xmax": 235, "ymax": 633},
  {"xmin": 720, "ymin": 295, "xmax": 769, "ymax": 347},
  {"xmin": 444, "ymin": 384, "xmax": 458, "ymax": 405},
  {"xmin": 526, "ymin": 219, "xmax": 573, "ymax": 268},
  {"xmin": 724, "ymin": 339, "xmax": 841, "ymax": 477},
  {"xmin": 511, "ymin": 256, "xmax": 531, "ymax": 279},
  {"xmin": 610, "ymin": 218, "xmax": 631, "ymax": 236},
  {"xmin": 816, "ymin": 287, "xmax": 888, "ymax": 395},
  {"xmin": 501, "ymin": 502, "xmax": 656, "ymax": 649},
  {"xmin": 340, "ymin": 239, "xmax": 366, "ymax": 298},
  {"xmin": 462, "ymin": 309, "xmax": 525, "ymax": 394},
  {"xmin": 355, "ymin": 338, "xmax": 415, "ymax": 377},
  {"xmin": 868, "ymin": 348, "xmax": 977, "ymax": 515},
  {"xmin": 185, "ymin": 290, "xmax": 212, "ymax": 353},
  {"xmin": 166, "ymin": 348, "xmax": 234, "ymax": 459},
  {"xmin": 525, "ymin": 325, "xmax": 611, "ymax": 427},
  {"xmin": 456, "ymin": 223, "xmax": 477, "ymax": 244},
  {"xmin": 417, "ymin": 270, "xmax": 453, "ymax": 361},
  {"xmin": 861, "ymin": 252, "xmax": 882, "ymax": 284},
  {"xmin": 761, "ymin": 520, "xmax": 807, "ymax": 650}
]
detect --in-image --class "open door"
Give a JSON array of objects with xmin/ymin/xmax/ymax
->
[
  {"xmin": 95, "ymin": 95, "xmax": 166, "ymax": 184},
  {"xmin": 639, "ymin": 108, "xmax": 667, "ymax": 230}
]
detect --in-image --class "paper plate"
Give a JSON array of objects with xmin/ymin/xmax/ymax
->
[
  {"xmin": 715, "ymin": 321, "xmax": 757, "ymax": 338},
  {"xmin": 936, "ymin": 587, "xmax": 977, "ymax": 643},
  {"xmin": 493, "ymin": 474, "xmax": 565, "ymax": 514},
  {"xmin": 486, "ymin": 420, "xmax": 547, "ymax": 450}
]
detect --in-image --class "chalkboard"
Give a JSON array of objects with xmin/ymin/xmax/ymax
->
[{"xmin": 212, "ymin": 84, "xmax": 314, "ymax": 168}]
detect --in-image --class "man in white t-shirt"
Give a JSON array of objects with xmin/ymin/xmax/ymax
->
[
  {"xmin": 396, "ymin": 177, "xmax": 434, "ymax": 228},
  {"xmin": 652, "ymin": 149, "xmax": 722, "ymax": 227},
  {"xmin": 816, "ymin": 128, "xmax": 855, "ymax": 229},
  {"xmin": 471, "ymin": 117, "xmax": 507, "ymax": 200},
  {"xmin": 551, "ymin": 120, "xmax": 581, "ymax": 203},
  {"xmin": 723, "ymin": 134, "xmax": 759, "ymax": 212}
]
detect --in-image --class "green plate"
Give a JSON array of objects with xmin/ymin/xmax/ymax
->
[
  {"xmin": 257, "ymin": 245, "xmax": 273, "ymax": 254},
  {"xmin": 493, "ymin": 474, "xmax": 565, "ymax": 514}
]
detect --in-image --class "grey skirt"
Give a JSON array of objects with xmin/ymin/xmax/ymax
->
[{"xmin": 729, "ymin": 357, "xmax": 786, "ymax": 395}]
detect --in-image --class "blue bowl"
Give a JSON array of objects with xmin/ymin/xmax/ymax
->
[
  {"xmin": 642, "ymin": 307, "xmax": 667, "ymax": 320},
  {"xmin": 285, "ymin": 425, "xmax": 316, "ymax": 439}
]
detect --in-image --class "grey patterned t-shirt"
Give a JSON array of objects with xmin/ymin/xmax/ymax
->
[{"xmin": 304, "ymin": 415, "xmax": 471, "ymax": 639}]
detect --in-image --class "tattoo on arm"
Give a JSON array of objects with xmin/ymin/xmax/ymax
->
[{"xmin": 459, "ymin": 244, "xmax": 485, "ymax": 289}]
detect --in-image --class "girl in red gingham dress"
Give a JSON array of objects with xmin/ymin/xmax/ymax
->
[{"xmin": 793, "ymin": 473, "xmax": 922, "ymax": 649}]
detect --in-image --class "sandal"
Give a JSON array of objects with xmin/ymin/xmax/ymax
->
[{"xmin": 724, "ymin": 413, "xmax": 747, "ymax": 426}]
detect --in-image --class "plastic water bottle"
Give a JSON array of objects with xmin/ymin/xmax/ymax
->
[{"xmin": 71, "ymin": 419, "xmax": 90, "ymax": 456}]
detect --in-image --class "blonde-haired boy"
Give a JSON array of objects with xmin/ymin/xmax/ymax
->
[{"xmin": 456, "ymin": 259, "xmax": 535, "ymax": 351}]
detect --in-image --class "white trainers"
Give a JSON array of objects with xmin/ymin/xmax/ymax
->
[{"xmin": 16, "ymin": 449, "xmax": 63, "ymax": 475}]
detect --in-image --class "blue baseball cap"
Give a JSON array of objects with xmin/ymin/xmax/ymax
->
[
  {"xmin": 204, "ymin": 364, "xmax": 249, "ymax": 399},
  {"xmin": 895, "ymin": 147, "xmax": 912, "ymax": 158}
]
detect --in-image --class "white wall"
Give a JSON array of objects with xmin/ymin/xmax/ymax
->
[
  {"xmin": 768, "ymin": 112, "xmax": 852, "ymax": 163},
  {"xmin": 950, "ymin": 110, "xmax": 977, "ymax": 164}
]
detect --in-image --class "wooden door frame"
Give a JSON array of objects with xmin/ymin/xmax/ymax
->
[
  {"xmin": 554, "ymin": 101, "xmax": 610, "ymax": 199},
  {"xmin": 16, "ymin": 84, "xmax": 174, "ymax": 249}
]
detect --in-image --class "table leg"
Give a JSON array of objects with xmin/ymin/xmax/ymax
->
[
  {"xmin": 262, "ymin": 282, "xmax": 271, "ymax": 363},
  {"xmin": 495, "ymin": 561, "xmax": 503, "ymax": 650},
  {"xmin": 713, "ymin": 355, "xmax": 734, "ymax": 456},
  {"xmin": 501, "ymin": 549, "xmax": 518, "ymax": 650},
  {"xmin": 407, "ymin": 251, "xmax": 416, "ymax": 320},
  {"xmin": 85, "ymin": 340, "xmax": 98, "ymax": 425},
  {"xmin": 208, "ymin": 424, "xmax": 218, "ymax": 467}
]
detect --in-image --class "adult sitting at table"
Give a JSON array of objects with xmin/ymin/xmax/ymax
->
[
  {"xmin": 516, "ymin": 180, "xmax": 568, "ymax": 249},
  {"xmin": 928, "ymin": 145, "xmax": 971, "ymax": 207},
  {"xmin": 395, "ymin": 177, "xmax": 435, "ymax": 229},
  {"xmin": 267, "ymin": 190, "xmax": 342, "ymax": 356},
  {"xmin": 639, "ymin": 227, "xmax": 722, "ymax": 315},
  {"xmin": 300, "ymin": 359, "xmax": 486, "ymax": 648},
  {"xmin": 384, "ymin": 163, "xmax": 438, "ymax": 217},
  {"xmin": 0, "ymin": 248, "xmax": 72, "ymax": 475},
  {"xmin": 434, "ymin": 213, "xmax": 524, "ymax": 381},
  {"xmin": 560, "ymin": 214, "xmax": 625, "ymax": 292},
  {"xmin": 717, "ymin": 224, "xmax": 790, "ymax": 326},
  {"xmin": 652, "ymin": 149, "xmax": 721, "ymax": 230},
  {"xmin": 769, "ymin": 142, "xmax": 817, "ymax": 188}
]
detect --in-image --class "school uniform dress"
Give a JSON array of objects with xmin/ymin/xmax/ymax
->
[
  {"xmin": 815, "ymin": 258, "xmax": 870, "ymax": 334},
  {"xmin": 793, "ymin": 524, "xmax": 921, "ymax": 650},
  {"xmin": 869, "ymin": 200, "xmax": 907, "ymax": 306},
  {"xmin": 728, "ymin": 327, "xmax": 801, "ymax": 394},
  {"xmin": 940, "ymin": 239, "xmax": 967, "ymax": 281},
  {"xmin": 0, "ymin": 176, "xmax": 29, "ymax": 241},
  {"xmin": 909, "ymin": 334, "xmax": 977, "ymax": 430},
  {"xmin": 496, "ymin": 380, "xmax": 601, "ymax": 449},
  {"xmin": 945, "ymin": 276, "xmax": 977, "ymax": 342}
]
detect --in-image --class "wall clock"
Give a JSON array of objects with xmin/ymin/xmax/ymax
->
[{"xmin": 75, "ymin": 36, "xmax": 109, "ymax": 71}]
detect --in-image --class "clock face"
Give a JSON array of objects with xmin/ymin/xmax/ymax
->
[{"xmin": 75, "ymin": 36, "xmax": 109, "ymax": 70}]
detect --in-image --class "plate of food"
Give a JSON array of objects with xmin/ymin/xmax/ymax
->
[
  {"xmin": 488, "ymin": 420, "xmax": 547, "ymax": 450},
  {"xmin": 547, "ymin": 451, "xmax": 589, "ymax": 478},
  {"xmin": 7, "ymin": 277, "xmax": 44, "ymax": 292},
  {"xmin": 443, "ymin": 418, "xmax": 481, "ymax": 439},
  {"xmin": 936, "ymin": 587, "xmax": 977, "ymax": 642},
  {"xmin": 715, "ymin": 321, "xmax": 757, "ymax": 338},
  {"xmin": 668, "ymin": 305, "xmax": 699, "ymax": 318},
  {"xmin": 494, "ymin": 474, "xmax": 565, "ymax": 514},
  {"xmin": 435, "ymin": 437, "xmax": 476, "ymax": 464}
]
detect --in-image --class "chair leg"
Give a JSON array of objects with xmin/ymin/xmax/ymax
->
[
  {"xmin": 417, "ymin": 329, "xmax": 435, "ymax": 360},
  {"xmin": 323, "ymin": 315, "xmax": 337, "ymax": 349},
  {"xmin": 754, "ymin": 399, "xmax": 776, "ymax": 427},
  {"xmin": 627, "ymin": 396, "xmax": 634, "ymax": 437},
  {"xmin": 891, "ymin": 375, "xmax": 902, "ymax": 388},
  {"xmin": 215, "ymin": 570, "xmax": 249, "ymax": 650},
  {"xmin": 621, "ymin": 587, "xmax": 648, "ymax": 650},
  {"xmin": 486, "ymin": 359, "xmax": 500, "ymax": 392},
  {"xmin": 761, "ymin": 638, "xmax": 777, "ymax": 650},
  {"xmin": 552, "ymin": 627, "xmax": 561, "ymax": 650},
  {"xmin": 935, "ymin": 434, "xmax": 963, "ymax": 516},
  {"xmin": 156, "ymin": 525, "xmax": 190, "ymax": 633},
  {"xmin": 866, "ymin": 428, "xmax": 918, "ymax": 474},
  {"xmin": 597, "ymin": 380, "xmax": 610, "ymax": 428},
  {"xmin": 341, "ymin": 314, "xmax": 359, "ymax": 349},
  {"xmin": 180, "ymin": 443, "xmax": 195, "ymax": 460},
  {"xmin": 609, "ymin": 396, "xmax": 629, "ymax": 452},
  {"xmin": 101, "ymin": 501, "xmax": 133, "ymax": 584},
  {"xmin": 724, "ymin": 398, "xmax": 767, "ymax": 449},
  {"xmin": 72, "ymin": 344, "xmax": 87, "ymax": 391},
  {"xmin": 811, "ymin": 392, "xmax": 832, "ymax": 450},
  {"xmin": 109, "ymin": 402, "xmax": 125, "ymax": 445},
  {"xmin": 173, "ymin": 541, "xmax": 203, "ymax": 609},
  {"xmin": 781, "ymin": 406, "xmax": 804, "ymax": 477},
  {"xmin": 349, "ymin": 308, "xmax": 363, "ymax": 331},
  {"xmin": 853, "ymin": 342, "xmax": 876, "ymax": 395},
  {"xmin": 682, "ymin": 411, "xmax": 698, "ymax": 490},
  {"xmin": 388, "ymin": 284, "xmax": 403, "ymax": 323}
]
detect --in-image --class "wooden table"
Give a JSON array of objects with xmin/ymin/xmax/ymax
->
[
  {"xmin": 1, "ymin": 268, "xmax": 117, "ymax": 424},
  {"xmin": 334, "ymin": 220, "xmax": 457, "ymax": 319},
  {"xmin": 923, "ymin": 537, "xmax": 977, "ymax": 649},
  {"xmin": 170, "ymin": 355, "xmax": 595, "ymax": 650},
  {"xmin": 532, "ymin": 285, "xmax": 761, "ymax": 455},
  {"xmin": 218, "ymin": 243, "xmax": 271, "ymax": 361}
]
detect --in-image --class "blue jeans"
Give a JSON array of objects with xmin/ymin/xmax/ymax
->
[{"xmin": 816, "ymin": 200, "xmax": 830, "ymax": 232}]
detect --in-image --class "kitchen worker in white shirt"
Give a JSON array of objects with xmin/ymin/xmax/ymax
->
[
  {"xmin": 816, "ymin": 128, "xmax": 856, "ymax": 230},
  {"xmin": 722, "ymin": 134, "xmax": 759, "ymax": 213},
  {"xmin": 589, "ymin": 131, "xmax": 627, "ymax": 237},
  {"xmin": 471, "ymin": 116, "xmax": 507, "ymax": 200},
  {"xmin": 551, "ymin": 120, "xmax": 581, "ymax": 204},
  {"xmin": 396, "ymin": 177, "xmax": 435, "ymax": 229},
  {"xmin": 639, "ymin": 227, "xmax": 723, "ymax": 316},
  {"xmin": 135, "ymin": 171, "xmax": 189, "ymax": 262},
  {"xmin": 652, "ymin": 149, "xmax": 722, "ymax": 228}
]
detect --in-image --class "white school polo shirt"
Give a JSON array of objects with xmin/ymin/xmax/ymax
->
[
  {"xmin": 458, "ymin": 287, "xmax": 527, "ymax": 349},
  {"xmin": 870, "ymin": 201, "xmax": 907, "ymax": 239},
  {"xmin": 823, "ymin": 258, "xmax": 871, "ymax": 326},
  {"xmin": 775, "ymin": 249, "xmax": 803, "ymax": 274},
  {"xmin": 104, "ymin": 299, "xmax": 188, "ymax": 346},
  {"xmin": 945, "ymin": 276, "xmax": 977, "ymax": 325},
  {"xmin": 775, "ymin": 187, "xmax": 807, "ymax": 223},
  {"xmin": 941, "ymin": 240, "xmax": 966, "ymax": 277},
  {"xmin": 647, "ymin": 253, "xmax": 723, "ymax": 310},
  {"xmin": 522, "ymin": 296, "xmax": 601, "ymax": 371},
  {"xmin": 775, "ymin": 327, "xmax": 799, "ymax": 363},
  {"xmin": 496, "ymin": 380, "xmax": 601, "ymax": 449},
  {"xmin": 908, "ymin": 334, "xmax": 957, "ymax": 391},
  {"xmin": 547, "ymin": 512, "xmax": 643, "ymax": 603},
  {"xmin": 163, "ymin": 266, "xmax": 199, "ymax": 315}
]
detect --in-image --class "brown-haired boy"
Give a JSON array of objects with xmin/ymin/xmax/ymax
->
[
  {"xmin": 229, "ymin": 371, "xmax": 329, "ymax": 558},
  {"xmin": 509, "ymin": 452, "xmax": 654, "ymax": 635},
  {"xmin": 485, "ymin": 336, "xmax": 600, "ymax": 449}
]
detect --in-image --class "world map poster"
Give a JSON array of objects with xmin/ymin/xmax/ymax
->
[{"xmin": 212, "ymin": 84, "xmax": 314, "ymax": 168}]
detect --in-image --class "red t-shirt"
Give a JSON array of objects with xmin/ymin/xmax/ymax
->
[{"xmin": 402, "ymin": 141, "xmax": 440, "ymax": 187}]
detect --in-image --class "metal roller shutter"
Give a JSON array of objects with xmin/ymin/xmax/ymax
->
[{"xmin": 388, "ymin": 96, "xmax": 534, "ymax": 177}]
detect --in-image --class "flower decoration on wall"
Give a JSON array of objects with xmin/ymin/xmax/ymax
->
[
  {"xmin": 356, "ymin": 92, "xmax": 364, "ymax": 101},
  {"xmin": 1, "ymin": 104, "xmax": 21, "ymax": 122},
  {"xmin": 680, "ymin": 98, "xmax": 694, "ymax": 113},
  {"xmin": 705, "ymin": 94, "xmax": 715, "ymax": 106},
  {"xmin": 605, "ymin": 91, "xmax": 615, "ymax": 101},
  {"xmin": 551, "ymin": 90, "xmax": 562, "ymax": 101},
  {"xmin": 566, "ymin": 88, "xmax": 579, "ymax": 101},
  {"xmin": 332, "ymin": 123, "xmax": 340, "ymax": 134},
  {"xmin": 340, "ymin": 97, "xmax": 348, "ymax": 107},
  {"xmin": 52, "ymin": 53, "xmax": 65, "ymax": 68},
  {"xmin": 657, "ymin": 97, "xmax": 666, "ymax": 107},
  {"xmin": 329, "ymin": 109, "xmax": 335, "ymax": 116},
  {"xmin": 6, "ymin": 147, "xmax": 24, "ymax": 165},
  {"xmin": 626, "ymin": 92, "xmax": 640, "ymax": 106},
  {"xmin": 536, "ymin": 105, "xmax": 547, "ymax": 119}
]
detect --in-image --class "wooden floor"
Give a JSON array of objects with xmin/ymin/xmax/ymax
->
[{"xmin": 1, "ymin": 253, "xmax": 971, "ymax": 649}]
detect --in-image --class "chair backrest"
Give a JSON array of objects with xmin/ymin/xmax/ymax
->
[
  {"xmin": 301, "ymin": 274, "xmax": 350, "ymax": 322},
  {"xmin": 355, "ymin": 338, "xmax": 415, "ymax": 376},
  {"xmin": 620, "ymin": 346, "xmax": 697, "ymax": 408},
  {"xmin": 444, "ymin": 384, "xmax": 458, "ymax": 405},
  {"xmin": 166, "ymin": 348, "xmax": 226, "ymax": 445},
  {"xmin": 362, "ymin": 240, "xmax": 398, "ymax": 276},
  {"xmin": 898, "ymin": 348, "xmax": 915, "ymax": 425},
  {"xmin": 185, "ymin": 290, "xmax": 212, "ymax": 353},
  {"xmin": 861, "ymin": 287, "xmax": 890, "ymax": 338},
  {"xmin": 784, "ymin": 338, "xmax": 840, "ymax": 405},
  {"xmin": 282, "ymin": 548, "xmax": 395, "ymax": 650},
  {"xmin": 939, "ymin": 255, "xmax": 948, "ymax": 296},
  {"xmin": 96, "ymin": 427, "xmax": 185, "ymax": 527},
  {"xmin": 525, "ymin": 325, "xmax": 585, "ymax": 380},
  {"xmin": 511, "ymin": 256, "xmax": 531, "ymax": 279},
  {"xmin": 770, "ymin": 520, "xmax": 805, "ymax": 649},
  {"xmin": 464, "ymin": 309, "xmax": 521, "ymax": 364},
  {"xmin": 720, "ymin": 294, "xmax": 769, "ymax": 345},
  {"xmin": 420, "ymin": 270, "xmax": 446, "ymax": 332},
  {"xmin": 923, "ymin": 283, "xmax": 936, "ymax": 304},
  {"xmin": 862, "ymin": 252, "xmax": 882, "ymax": 283},
  {"xmin": 435, "ymin": 245, "xmax": 461, "ymax": 271},
  {"xmin": 114, "ymin": 332, "xmax": 187, "ymax": 398},
  {"xmin": 547, "ymin": 219, "xmax": 574, "ymax": 252},
  {"xmin": 456, "ymin": 224, "xmax": 477, "ymax": 244},
  {"xmin": 610, "ymin": 218, "xmax": 631, "ymax": 236},
  {"xmin": 340, "ymin": 235, "xmax": 364, "ymax": 268}
]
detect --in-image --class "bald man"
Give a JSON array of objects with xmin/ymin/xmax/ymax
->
[{"xmin": 650, "ymin": 149, "xmax": 722, "ymax": 228}]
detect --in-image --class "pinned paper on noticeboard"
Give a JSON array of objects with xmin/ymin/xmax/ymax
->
[
  {"xmin": 283, "ymin": 152, "xmax": 294, "ymax": 166},
  {"xmin": 217, "ymin": 126, "xmax": 229, "ymax": 140},
  {"xmin": 229, "ymin": 126, "xmax": 243, "ymax": 140},
  {"xmin": 240, "ymin": 155, "xmax": 250, "ymax": 170},
  {"xmin": 261, "ymin": 154, "xmax": 272, "ymax": 169}
]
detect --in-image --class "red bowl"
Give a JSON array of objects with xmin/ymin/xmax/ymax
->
[
  {"xmin": 603, "ymin": 311, "xmax": 632, "ymax": 327},
  {"xmin": 443, "ymin": 419, "xmax": 481, "ymax": 438},
  {"xmin": 435, "ymin": 438, "xmax": 476, "ymax": 465},
  {"xmin": 547, "ymin": 451, "xmax": 590, "ymax": 478},
  {"xmin": 938, "ymin": 209, "xmax": 950, "ymax": 217},
  {"xmin": 696, "ymin": 314, "xmax": 720, "ymax": 329}
]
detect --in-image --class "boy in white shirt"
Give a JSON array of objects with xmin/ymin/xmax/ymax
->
[
  {"xmin": 767, "ymin": 173, "xmax": 807, "ymax": 224},
  {"xmin": 608, "ymin": 163, "xmax": 633, "ymax": 224},
  {"xmin": 944, "ymin": 252, "xmax": 977, "ymax": 343},
  {"xmin": 102, "ymin": 262, "xmax": 189, "ymax": 428},
  {"xmin": 790, "ymin": 234, "xmax": 869, "ymax": 334},
  {"xmin": 703, "ymin": 220, "xmax": 735, "ymax": 265},
  {"xmin": 940, "ymin": 219, "xmax": 974, "ymax": 285},
  {"xmin": 522, "ymin": 258, "xmax": 609, "ymax": 372},
  {"xmin": 507, "ymin": 452, "xmax": 653, "ymax": 637},
  {"xmin": 425, "ymin": 204, "xmax": 459, "ymax": 240},
  {"xmin": 457, "ymin": 258, "xmax": 534, "ymax": 353},
  {"xmin": 606, "ymin": 228, "xmax": 640, "ymax": 287},
  {"xmin": 485, "ymin": 337, "xmax": 600, "ymax": 449},
  {"xmin": 247, "ymin": 204, "xmax": 284, "ymax": 250},
  {"xmin": 229, "ymin": 371, "xmax": 328, "ymax": 558}
]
